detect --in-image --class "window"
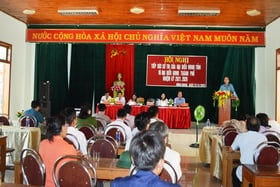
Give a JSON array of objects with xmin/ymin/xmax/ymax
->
[{"xmin": 0, "ymin": 41, "xmax": 11, "ymax": 115}]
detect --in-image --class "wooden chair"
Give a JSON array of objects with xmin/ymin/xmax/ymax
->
[
  {"xmin": 88, "ymin": 137, "xmax": 117, "ymax": 158},
  {"xmin": 222, "ymin": 125, "xmax": 237, "ymax": 136},
  {"xmin": 53, "ymin": 155, "xmax": 97, "ymax": 187},
  {"xmin": 0, "ymin": 116, "xmax": 9, "ymax": 125},
  {"xmin": 104, "ymin": 124, "xmax": 126, "ymax": 144},
  {"xmin": 20, "ymin": 148, "xmax": 46, "ymax": 186},
  {"xmin": 262, "ymin": 130, "xmax": 280, "ymax": 147},
  {"xmin": 223, "ymin": 131, "xmax": 238, "ymax": 146},
  {"xmin": 78, "ymin": 126, "xmax": 96, "ymax": 140},
  {"xmin": 254, "ymin": 142, "xmax": 279, "ymax": 165},
  {"xmin": 19, "ymin": 115, "xmax": 37, "ymax": 127},
  {"xmin": 130, "ymin": 160, "xmax": 178, "ymax": 184}
]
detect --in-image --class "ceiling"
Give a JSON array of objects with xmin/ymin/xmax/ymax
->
[{"xmin": 1, "ymin": 0, "xmax": 280, "ymax": 28}]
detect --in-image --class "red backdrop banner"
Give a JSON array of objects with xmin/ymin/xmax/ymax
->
[
  {"xmin": 105, "ymin": 44, "xmax": 134, "ymax": 100},
  {"xmin": 146, "ymin": 55, "xmax": 207, "ymax": 87}
]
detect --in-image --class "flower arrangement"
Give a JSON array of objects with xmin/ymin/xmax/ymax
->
[
  {"xmin": 111, "ymin": 85, "xmax": 125, "ymax": 92},
  {"xmin": 136, "ymin": 97, "xmax": 145, "ymax": 105},
  {"xmin": 168, "ymin": 98, "xmax": 174, "ymax": 106},
  {"xmin": 213, "ymin": 91, "xmax": 232, "ymax": 107},
  {"xmin": 109, "ymin": 98, "xmax": 115, "ymax": 104},
  {"xmin": 16, "ymin": 110, "xmax": 24, "ymax": 118}
]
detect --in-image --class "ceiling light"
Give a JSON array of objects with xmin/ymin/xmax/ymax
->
[
  {"xmin": 57, "ymin": 9, "xmax": 99, "ymax": 16},
  {"xmin": 22, "ymin": 9, "xmax": 36, "ymax": 15},
  {"xmin": 246, "ymin": 9, "xmax": 261, "ymax": 16},
  {"xmin": 130, "ymin": 7, "xmax": 145, "ymax": 14},
  {"xmin": 178, "ymin": 9, "xmax": 220, "ymax": 16}
]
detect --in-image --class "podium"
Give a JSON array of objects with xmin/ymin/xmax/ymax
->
[{"xmin": 218, "ymin": 97, "xmax": 236, "ymax": 125}]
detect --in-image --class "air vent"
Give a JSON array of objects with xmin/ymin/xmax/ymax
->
[
  {"xmin": 58, "ymin": 9, "xmax": 99, "ymax": 16},
  {"xmin": 178, "ymin": 9, "xmax": 220, "ymax": 16}
]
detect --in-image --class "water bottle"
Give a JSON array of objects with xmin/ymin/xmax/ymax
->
[
  {"xmin": 115, "ymin": 129, "xmax": 121, "ymax": 146},
  {"xmin": 26, "ymin": 116, "xmax": 30, "ymax": 127},
  {"xmin": 206, "ymin": 119, "xmax": 210, "ymax": 127}
]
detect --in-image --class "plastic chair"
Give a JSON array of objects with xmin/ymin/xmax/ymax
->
[
  {"xmin": 52, "ymin": 155, "xmax": 97, "ymax": 187},
  {"xmin": 19, "ymin": 115, "xmax": 37, "ymax": 127},
  {"xmin": 0, "ymin": 116, "xmax": 9, "ymax": 125},
  {"xmin": 130, "ymin": 160, "xmax": 178, "ymax": 184},
  {"xmin": 223, "ymin": 131, "xmax": 238, "ymax": 146},
  {"xmin": 88, "ymin": 137, "xmax": 117, "ymax": 158},
  {"xmin": 78, "ymin": 126, "xmax": 96, "ymax": 140},
  {"xmin": 104, "ymin": 124, "xmax": 126, "ymax": 144},
  {"xmin": 254, "ymin": 142, "xmax": 279, "ymax": 165},
  {"xmin": 20, "ymin": 148, "xmax": 46, "ymax": 186}
]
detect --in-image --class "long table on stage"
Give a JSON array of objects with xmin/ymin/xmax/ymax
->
[{"xmin": 98, "ymin": 105, "xmax": 191, "ymax": 129}]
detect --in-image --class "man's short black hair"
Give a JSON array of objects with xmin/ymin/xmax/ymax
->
[
  {"xmin": 129, "ymin": 130, "xmax": 165, "ymax": 170},
  {"xmin": 134, "ymin": 112, "xmax": 150, "ymax": 131},
  {"xmin": 117, "ymin": 108, "xmax": 127, "ymax": 118},
  {"xmin": 246, "ymin": 116, "xmax": 260, "ymax": 132},
  {"xmin": 147, "ymin": 106, "xmax": 159, "ymax": 118},
  {"xmin": 98, "ymin": 103, "xmax": 106, "ymax": 112},
  {"xmin": 256, "ymin": 113, "xmax": 270, "ymax": 127},
  {"xmin": 123, "ymin": 104, "xmax": 132, "ymax": 114},
  {"xmin": 60, "ymin": 107, "xmax": 76, "ymax": 125},
  {"xmin": 31, "ymin": 100, "xmax": 41, "ymax": 108}
]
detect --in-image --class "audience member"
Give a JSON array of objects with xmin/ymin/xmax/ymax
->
[
  {"xmin": 174, "ymin": 91, "xmax": 186, "ymax": 107},
  {"xmin": 115, "ymin": 91, "xmax": 126, "ymax": 105},
  {"xmin": 61, "ymin": 107, "xmax": 88, "ymax": 155},
  {"xmin": 107, "ymin": 108, "xmax": 132, "ymax": 144},
  {"xmin": 269, "ymin": 118, "xmax": 280, "ymax": 133},
  {"xmin": 229, "ymin": 116, "xmax": 267, "ymax": 187},
  {"xmin": 77, "ymin": 103, "xmax": 97, "ymax": 129},
  {"xmin": 123, "ymin": 104, "xmax": 135, "ymax": 130},
  {"xmin": 24, "ymin": 100, "xmax": 45, "ymax": 126},
  {"xmin": 256, "ymin": 113, "xmax": 271, "ymax": 133},
  {"xmin": 39, "ymin": 116, "xmax": 78, "ymax": 187},
  {"xmin": 157, "ymin": 93, "xmax": 168, "ymax": 107},
  {"xmin": 149, "ymin": 121, "xmax": 182, "ymax": 180},
  {"xmin": 94, "ymin": 103, "xmax": 111, "ymax": 124},
  {"xmin": 125, "ymin": 112, "xmax": 151, "ymax": 150},
  {"xmin": 100, "ymin": 91, "xmax": 112, "ymax": 104},
  {"xmin": 112, "ymin": 130, "xmax": 180, "ymax": 187},
  {"xmin": 148, "ymin": 105, "xmax": 163, "ymax": 124}
]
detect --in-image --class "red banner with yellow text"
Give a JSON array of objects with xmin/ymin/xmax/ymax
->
[
  {"xmin": 146, "ymin": 55, "xmax": 207, "ymax": 87},
  {"xmin": 26, "ymin": 29, "xmax": 265, "ymax": 46}
]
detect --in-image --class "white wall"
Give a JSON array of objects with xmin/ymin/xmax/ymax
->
[
  {"xmin": 258, "ymin": 17, "xmax": 280, "ymax": 119},
  {"xmin": 0, "ymin": 11, "xmax": 35, "ymax": 120}
]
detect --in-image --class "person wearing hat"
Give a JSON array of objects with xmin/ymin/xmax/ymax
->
[
  {"xmin": 116, "ymin": 151, "xmax": 132, "ymax": 169},
  {"xmin": 112, "ymin": 130, "xmax": 180, "ymax": 187}
]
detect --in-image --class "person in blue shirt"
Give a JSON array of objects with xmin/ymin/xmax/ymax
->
[
  {"xmin": 219, "ymin": 76, "xmax": 238, "ymax": 98},
  {"xmin": 24, "ymin": 100, "xmax": 45, "ymax": 126},
  {"xmin": 174, "ymin": 91, "xmax": 186, "ymax": 106},
  {"xmin": 111, "ymin": 130, "xmax": 180, "ymax": 187}
]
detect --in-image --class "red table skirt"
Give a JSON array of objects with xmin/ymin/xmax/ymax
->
[{"xmin": 97, "ymin": 105, "xmax": 191, "ymax": 129}]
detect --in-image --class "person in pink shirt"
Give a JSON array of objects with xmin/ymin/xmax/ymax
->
[{"xmin": 39, "ymin": 116, "xmax": 78, "ymax": 187}]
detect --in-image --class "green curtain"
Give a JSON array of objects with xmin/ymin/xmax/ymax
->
[
  {"xmin": 221, "ymin": 47, "xmax": 255, "ymax": 119},
  {"xmin": 135, "ymin": 45, "xmax": 255, "ymax": 123},
  {"xmin": 34, "ymin": 43, "xmax": 68, "ymax": 115},
  {"xmin": 68, "ymin": 44, "xmax": 106, "ymax": 108}
]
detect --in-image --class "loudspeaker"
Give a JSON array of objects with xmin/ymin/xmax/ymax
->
[
  {"xmin": 40, "ymin": 100, "xmax": 51, "ymax": 118},
  {"xmin": 39, "ymin": 81, "xmax": 50, "ymax": 100}
]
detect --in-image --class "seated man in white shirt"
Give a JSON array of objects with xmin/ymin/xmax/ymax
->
[
  {"xmin": 149, "ymin": 121, "xmax": 182, "ymax": 181},
  {"xmin": 107, "ymin": 108, "xmax": 132, "ymax": 144},
  {"xmin": 100, "ymin": 91, "xmax": 112, "ymax": 104},
  {"xmin": 123, "ymin": 104, "xmax": 135, "ymax": 130},
  {"xmin": 60, "ymin": 107, "xmax": 88, "ymax": 156},
  {"xmin": 115, "ymin": 91, "xmax": 126, "ymax": 105},
  {"xmin": 147, "ymin": 106, "xmax": 163, "ymax": 124},
  {"xmin": 229, "ymin": 116, "xmax": 267, "ymax": 187}
]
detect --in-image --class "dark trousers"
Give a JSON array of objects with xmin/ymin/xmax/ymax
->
[{"xmin": 232, "ymin": 167, "xmax": 241, "ymax": 187}]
